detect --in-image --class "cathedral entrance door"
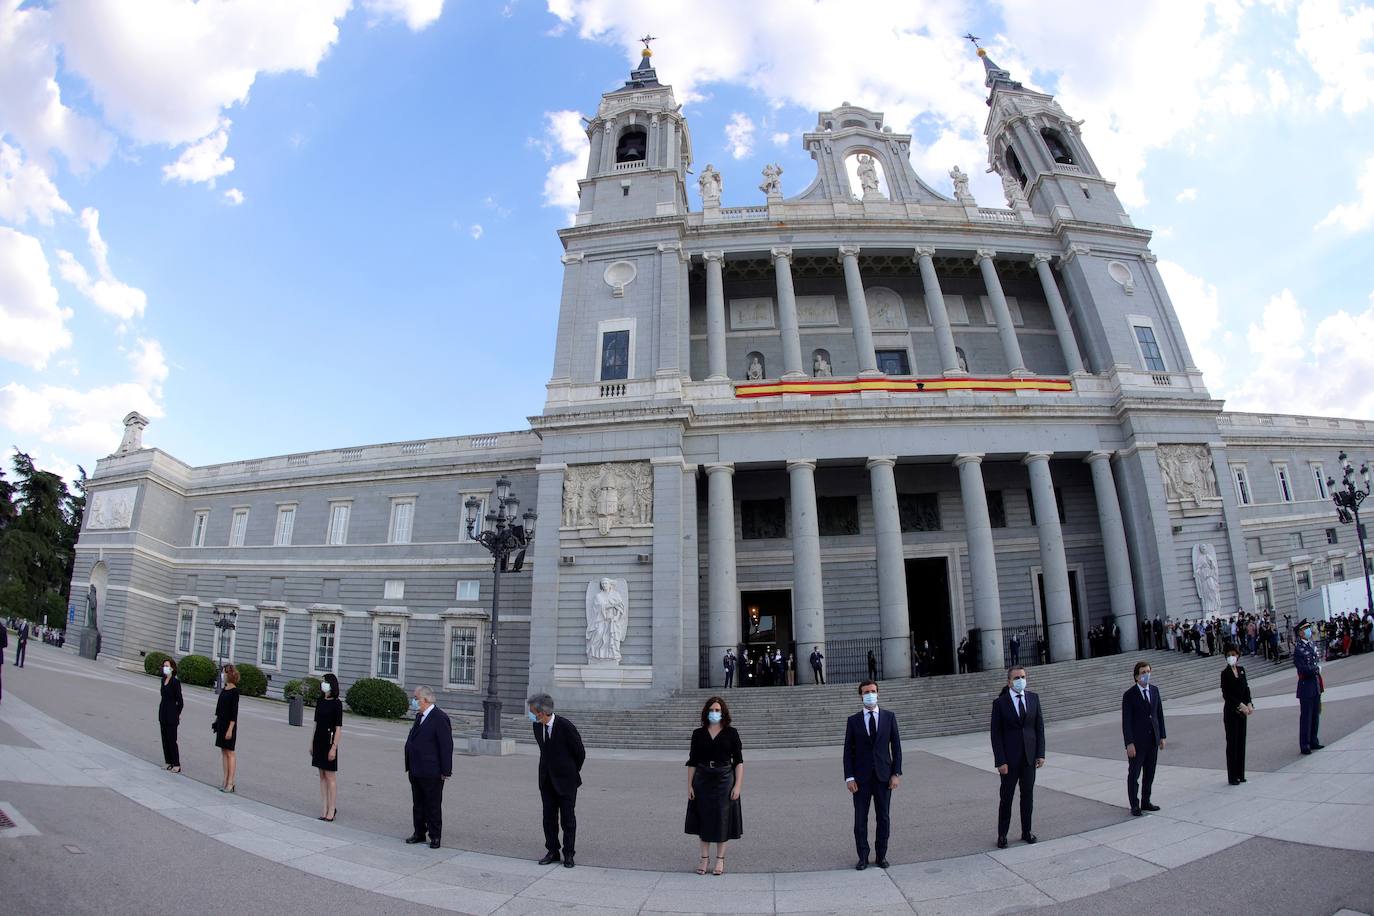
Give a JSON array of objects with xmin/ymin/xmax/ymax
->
[
  {"xmin": 905, "ymin": 558, "xmax": 954, "ymax": 675},
  {"xmin": 740, "ymin": 589, "xmax": 793, "ymax": 686}
]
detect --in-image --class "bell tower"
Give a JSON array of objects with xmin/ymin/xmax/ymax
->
[
  {"xmin": 976, "ymin": 42, "xmax": 1130, "ymax": 226},
  {"xmin": 575, "ymin": 41, "xmax": 693, "ymax": 227}
]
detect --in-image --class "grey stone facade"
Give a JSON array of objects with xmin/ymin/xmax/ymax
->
[{"xmin": 67, "ymin": 49, "xmax": 1374, "ymax": 712}]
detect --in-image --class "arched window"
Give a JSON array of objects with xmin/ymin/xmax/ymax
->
[
  {"xmin": 1041, "ymin": 128, "xmax": 1075, "ymax": 166},
  {"xmin": 1006, "ymin": 148, "xmax": 1028, "ymax": 186},
  {"xmin": 615, "ymin": 128, "xmax": 647, "ymax": 163}
]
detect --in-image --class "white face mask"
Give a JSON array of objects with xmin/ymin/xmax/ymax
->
[
  {"xmin": 1011, "ymin": 677, "xmax": 1027, "ymax": 693},
  {"xmin": 321, "ymin": 683, "xmax": 331, "ymax": 696},
  {"xmin": 862, "ymin": 692, "xmax": 878, "ymax": 708},
  {"xmin": 162, "ymin": 665, "xmax": 172, "ymax": 676},
  {"xmin": 1227, "ymin": 656, "xmax": 1238, "ymax": 666}
]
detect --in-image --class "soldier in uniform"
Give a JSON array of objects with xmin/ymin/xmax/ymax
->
[{"xmin": 1293, "ymin": 619, "xmax": 1324, "ymax": 754}]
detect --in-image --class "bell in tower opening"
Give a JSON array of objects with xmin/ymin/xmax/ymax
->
[{"xmin": 616, "ymin": 127, "xmax": 647, "ymax": 162}]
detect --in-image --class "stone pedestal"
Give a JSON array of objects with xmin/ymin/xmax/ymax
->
[
  {"xmin": 79, "ymin": 626, "xmax": 101, "ymax": 660},
  {"xmin": 462, "ymin": 737, "xmax": 516, "ymax": 756}
]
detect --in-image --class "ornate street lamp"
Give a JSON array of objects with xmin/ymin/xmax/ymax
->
[
  {"xmin": 1327, "ymin": 451, "xmax": 1373, "ymax": 616},
  {"xmin": 465, "ymin": 477, "xmax": 537, "ymax": 741},
  {"xmin": 211, "ymin": 605, "xmax": 237, "ymax": 694}
]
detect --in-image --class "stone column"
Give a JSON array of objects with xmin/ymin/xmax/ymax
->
[
  {"xmin": 705, "ymin": 464, "xmax": 740, "ymax": 686},
  {"xmin": 772, "ymin": 247, "xmax": 806, "ymax": 379},
  {"xmin": 974, "ymin": 249, "xmax": 1029, "ymax": 375},
  {"xmin": 787, "ymin": 459, "xmax": 826, "ymax": 657},
  {"xmin": 954, "ymin": 454, "xmax": 1004, "ymax": 670},
  {"xmin": 1085, "ymin": 451, "xmax": 1138, "ymax": 652},
  {"xmin": 1032, "ymin": 254, "xmax": 1085, "ymax": 374},
  {"xmin": 703, "ymin": 251, "xmax": 728, "ymax": 380},
  {"xmin": 526, "ymin": 463, "xmax": 567, "ymax": 694},
  {"xmin": 1025, "ymin": 452, "xmax": 1075, "ymax": 661},
  {"xmin": 650, "ymin": 457, "xmax": 686, "ymax": 693},
  {"xmin": 600, "ymin": 119, "xmax": 616, "ymax": 173},
  {"xmin": 867, "ymin": 457, "xmax": 910, "ymax": 677},
  {"xmin": 839, "ymin": 246, "xmax": 880, "ymax": 375},
  {"xmin": 915, "ymin": 247, "xmax": 963, "ymax": 376}
]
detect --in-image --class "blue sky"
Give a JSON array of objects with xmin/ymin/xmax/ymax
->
[{"xmin": 2, "ymin": 0, "xmax": 1373, "ymax": 481}]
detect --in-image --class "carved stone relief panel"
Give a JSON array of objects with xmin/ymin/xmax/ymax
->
[
  {"xmin": 562, "ymin": 462, "xmax": 654, "ymax": 534},
  {"xmin": 865, "ymin": 287, "xmax": 907, "ymax": 329},
  {"xmin": 1157, "ymin": 444, "xmax": 1219, "ymax": 506},
  {"xmin": 729, "ymin": 298, "xmax": 775, "ymax": 330},
  {"xmin": 87, "ymin": 486, "xmax": 138, "ymax": 530},
  {"xmin": 796, "ymin": 295, "xmax": 838, "ymax": 327}
]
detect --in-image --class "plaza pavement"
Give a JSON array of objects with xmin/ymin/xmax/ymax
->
[{"xmin": 1, "ymin": 640, "xmax": 1372, "ymax": 915}]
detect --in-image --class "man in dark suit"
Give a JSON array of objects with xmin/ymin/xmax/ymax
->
[
  {"xmin": 1121, "ymin": 660, "xmax": 1166, "ymax": 816},
  {"xmin": 1008, "ymin": 632, "xmax": 1020, "ymax": 666},
  {"xmin": 989, "ymin": 665, "xmax": 1045, "ymax": 848},
  {"xmin": 404, "ymin": 686, "xmax": 453, "ymax": 849},
  {"xmin": 529, "ymin": 692, "xmax": 585, "ymax": 868},
  {"xmin": 0, "ymin": 623, "xmax": 8, "ymax": 705},
  {"xmin": 722, "ymin": 649, "xmax": 736, "ymax": 689},
  {"xmin": 15, "ymin": 620, "xmax": 28, "ymax": 667},
  {"xmin": 843, "ymin": 679, "xmax": 902, "ymax": 870},
  {"xmin": 810, "ymin": 646, "xmax": 825, "ymax": 684}
]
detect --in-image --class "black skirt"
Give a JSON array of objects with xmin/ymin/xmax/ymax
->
[
  {"xmin": 311, "ymin": 722, "xmax": 338, "ymax": 771},
  {"xmin": 685, "ymin": 765, "xmax": 743, "ymax": 842}
]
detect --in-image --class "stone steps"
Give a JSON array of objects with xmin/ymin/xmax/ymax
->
[{"xmin": 552, "ymin": 650, "xmax": 1288, "ymax": 748}]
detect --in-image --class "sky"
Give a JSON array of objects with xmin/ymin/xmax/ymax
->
[{"xmin": 2, "ymin": 0, "xmax": 1373, "ymax": 483}]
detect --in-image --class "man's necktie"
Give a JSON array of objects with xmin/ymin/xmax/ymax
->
[
  {"xmin": 545, "ymin": 723, "xmax": 551, "ymax": 742},
  {"xmin": 867, "ymin": 712, "xmax": 876, "ymax": 738},
  {"xmin": 1015, "ymin": 695, "xmax": 1023, "ymax": 721}
]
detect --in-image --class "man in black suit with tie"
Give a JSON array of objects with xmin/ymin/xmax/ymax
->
[
  {"xmin": 1122, "ymin": 660, "xmax": 1166, "ymax": 816},
  {"xmin": 843, "ymin": 679, "xmax": 902, "ymax": 870},
  {"xmin": 989, "ymin": 665, "xmax": 1045, "ymax": 848},
  {"xmin": 404, "ymin": 686, "xmax": 453, "ymax": 848},
  {"xmin": 529, "ymin": 692, "xmax": 585, "ymax": 868}
]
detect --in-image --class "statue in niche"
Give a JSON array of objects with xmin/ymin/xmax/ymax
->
[
  {"xmin": 698, "ymin": 163, "xmax": 722, "ymax": 206},
  {"xmin": 632, "ymin": 463, "xmax": 653, "ymax": 524},
  {"xmin": 1157, "ymin": 444, "xmax": 1219, "ymax": 505},
  {"xmin": 759, "ymin": 163, "xmax": 783, "ymax": 197},
  {"xmin": 956, "ymin": 347, "xmax": 970, "ymax": 373},
  {"xmin": 949, "ymin": 165, "xmax": 973, "ymax": 201},
  {"xmin": 746, "ymin": 355, "xmax": 764, "ymax": 380},
  {"xmin": 86, "ymin": 583, "xmax": 99, "ymax": 629},
  {"xmin": 562, "ymin": 484, "xmax": 583, "ymax": 528},
  {"xmin": 585, "ymin": 577, "xmax": 629, "ymax": 664},
  {"xmin": 856, "ymin": 154, "xmax": 881, "ymax": 196},
  {"xmin": 1192, "ymin": 543, "xmax": 1221, "ymax": 617},
  {"xmin": 1001, "ymin": 170, "xmax": 1028, "ymax": 207},
  {"xmin": 813, "ymin": 353, "xmax": 832, "ymax": 377}
]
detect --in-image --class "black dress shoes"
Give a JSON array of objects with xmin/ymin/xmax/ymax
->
[
  {"xmin": 1301, "ymin": 748, "xmax": 1312, "ymax": 755},
  {"xmin": 538, "ymin": 852, "xmax": 561, "ymax": 865},
  {"xmin": 1130, "ymin": 806, "xmax": 1142, "ymax": 816},
  {"xmin": 1021, "ymin": 834, "xmax": 1037, "ymax": 844},
  {"xmin": 996, "ymin": 837, "xmax": 1008, "ymax": 849},
  {"xmin": 429, "ymin": 838, "xmax": 441, "ymax": 849},
  {"xmin": 563, "ymin": 855, "xmax": 575, "ymax": 868},
  {"xmin": 1141, "ymin": 803, "xmax": 1161, "ymax": 812},
  {"xmin": 855, "ymin": 859, "xmax": 868, "ymax": 871},
  {"xmin": 1311, "ymin": 743, "xmax": 1325, "ymax": 750},
  {"xmin": 405, "ymin": 835, "xmax": 426, "ymax": 844},
  {"xmin": 875, "ymin": 859, "xmax": 890, "ymax": 869}
]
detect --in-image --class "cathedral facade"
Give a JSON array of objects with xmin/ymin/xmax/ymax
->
[{"xmin": 68, "ymin": 48, "xmax": 1374, "ymax": 712}]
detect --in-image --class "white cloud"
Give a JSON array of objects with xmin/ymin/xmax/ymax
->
[
  {"xmin": 223, "ymin": 187, "xmax": 245, "ymax": 206},
  {"xmin": 1175, "ymin": 188, "xmax": 1198, "ymax": 202},
  {"xmin": 1296, "ymin": 0, "xmax": 1374, "ymax": 114},
  {"xmin": 770, "ymin": 131, "xmax": 791, "ymax": 146},
  {"xmin": 469, "ymin": 223, "xmax": 484, "ymax": 239},
  {"xmin": 0, "ymin": 227, "xmax": 72, "ymax": 369},
  {"xmin": 162, "ymin": 121, "xmax": 235, "ymax": 186},
  {"xmin": 724, "ymin": 112, "xmax": 755, "ymax": 159},
  {"xmin": 360, "ymin": 0, "xmax": 446, "ymax": 30},
  {"xmin": 1224, "ymin": 289, "xmax": 1374, "ymax": 420},
  {"xmin": 535, "ymin": 109, "xmax": 589, "ymax": 221},
  {"xmin": 0, "ymin": 141, "xmax": 72, "ymax": 225},
  {"xmin": 1315, "ymin": 155, "xmax": 1374, "ymax": 232},
  {"xmin": 55, "ymin": 208, "xmax": 148, "ymax": 322},
  {"xmin": 1158, "ymin": 260, "xmax": 1224, "ymax": 384}
]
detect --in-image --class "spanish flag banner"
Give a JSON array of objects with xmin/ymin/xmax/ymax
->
[{"xmin": 734, "ymin": 376, "xmax": 1073, "ymax": 398}]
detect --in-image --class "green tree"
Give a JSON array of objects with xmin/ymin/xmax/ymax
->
[{"xmin": 0, "ymin": 451, "xmax": 78, "ymax": 626}]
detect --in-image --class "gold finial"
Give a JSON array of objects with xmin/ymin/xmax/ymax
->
[
  {"xmin": 640, "ymin": 33, "xmax": 656, "ymax": 57},
  {"xmin": 963, "ymin": 32, "xmax": 985, "ymax": 55}
]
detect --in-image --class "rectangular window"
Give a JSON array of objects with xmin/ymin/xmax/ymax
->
[
  {"xmin": 216, "ymin": 624, "xmax": 233, "ymax": 660},
  {"xmin": 1232, "ymin": 466, "xmax": 1252, "ymax": 506},
  {"xmin": 383, "ymin": 579, "xmax": 404, "ymax": 601},
  {"xmin": 1290, "ymin": 532, "xmax": 1303, "ymax": 550},
  {"xmin": 274, "ymin": 506, "xmax": 296, "ymax": 546},
  {"xmin": 600, "ymin": 329, "xmax": 629, "ymax": 381},
  {"xmin": 313, "ymin": 620, "xmax": 337, "ymax": 673},
  {"xmin": 377, "ymin": 623, "xmax": 402, "ymax": 680},
  {"xmin": 1246, "ymin": 536, "xmax": 1263, "ymax": 557},
  {"xmin": 897, "ymin": 493, "xmax": 942, "ymax": 532},
  {"xmin": 389, "ymin": 499, "xmax": 415, "ymax": 544},
  {"xmin": 817, "ymin": 496, "xmax": 860, "ymax": 536},
  {"xmin": 875, "ymin": 349, "xmax": 911, "ymax": 375},
  {"xmin": 229, "ymin": 508, "xmax": 249, "ymax": 547},
  {"xmin": 191, "ymin": 511, "xmax": 209, "ymax": 547},
  {"xmin": 1133, "ymin": 324, "xmax": 1167, "ymax": 372},
  {"xmin": 1026, "ymin": 488, "xmax": 1067, "ymax": 526},
  {"xmin": 741, "ymin": 498, "xmax": 786, "ymax": 539},
  {"xmin": 456, "ymin": 580, "xmax": 480, "ymax": 601},
  {"xmin": 1333, "ymin": 560, "xmax": 1346, "ymax": 581},
  {"xmin": 1295, "ymin": 568, "xmax": 1312, "ymax": 593},
  {"xmin": 460, "ymin": 495, "xmax": 487, "ymax": 542},
  {"xmin": 1326, "ymin": 527, "xmax": 1339, "ymax": 545},
  {"xmin": 979, "ymin": 295, "xmax": 1024, "ymax": 326},
  {"xmin": 259, "ymin": 615, "xmax": 281, "ymax": 667},
  {"xmin": 327, "ymin": 503, "xmax": 350, "ymax": 545},
  {"xmin": 448, "ymin": 626, "xmax": 478, "ymax": 687},
  {"xmin": 986, "ymin": 490, "xmax": 1007, "ymax": 529},
  {"xmin": 1313, "ymin": 464, "xmax": 1328, "ymax": 500},
  {"xmin": 1252, "ymin": 577, "xmax": 1272, "ymax": 612},
  {"xmin": 944, "ymin": 294, "xmax": 969, "ymax": 325},
  {"xmin": 1275, "ymin": 464, "xmax": 1293, "ymax": 503},
  {"xmin": 178, "ymin": 607, "xmax": 195, "ymax": 653}
]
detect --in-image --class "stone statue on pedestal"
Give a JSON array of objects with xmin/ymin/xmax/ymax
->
[
  {"xmin": 699, "ymin": 164, "xmax": 722, "ymax": 206},
  {"xmin": 1192, "ymin": 543, "xmax": 1221, "ymax": 617},
  {"xmin": 856, "ymin": 154, "xmax": 881, "ymax": 197},
  {"xmin": 759, "ymin": 163, "xmax": 783, "ymax": 197},
  {"xmin": 585, "ymin": 577, "xmax": 629, "ymax": 664},
  {"xmin": 949, "ymin": 165, "xmax": 973, "ymax": 202},
  {"xmin": 813, "ymin": 353, "xmax": 832, "ymax": 377}
]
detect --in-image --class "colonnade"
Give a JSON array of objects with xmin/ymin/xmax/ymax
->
[
  {"xmin": 703, "ymin": 451, "xmax": 1138, "ymax": 686},
  {"xmin": 700, "ymin": 246, "xmax": 1087, "ymax": 381}
]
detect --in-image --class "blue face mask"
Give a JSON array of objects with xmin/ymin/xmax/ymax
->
[
  {"xmin": 527, "ymin": 710, "xmax": 539, "ymax": 723},
  {"xmin": 1303, "ymin": 628, "xmax": 1313, "ymax": 640},
  {"xmin": 1138, "ymin": 673, "xmax": 1151, "ymax": 687},
  {"xmin": 1011, "ymin": 677, "xmax": 1026, "ymax": 694},
  {"xmin": 862, "ymin": 692, "xmax": 878, "ymax": 708},
  {"xmin": 409, "ymin": 697, "xmax": 420, "ymax": 712},
  {"xmin": 707, "ymin": 711, "xmax": 722, "ymax": 724}
]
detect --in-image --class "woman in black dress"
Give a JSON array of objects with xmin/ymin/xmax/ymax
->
[
  {"xmin": 1220, "ymin": 644, "xmax": 1254, "ymax": 785},
  {"xmin": 312, "ymin": 672, "xmax": 343, "ymax": 821},
  {"xmin": 213, "ymin": 664, "xmax": 240, "ymax": 793},
  {"xmin": 158, "ymin": 657, "xmax": 184, "ymax": 773},
  {"xmin": 685, "ymin": 696, "xmax": 743, "ymax": 876}
]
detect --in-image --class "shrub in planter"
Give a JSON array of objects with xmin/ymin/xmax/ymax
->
[
  {"xmin": 284, "ymin": 676, "xmax": 322, "ymax": 707},
  {"xmin": 345, "ymin": 677, "xmax": 409, "ymax": 719},
  {"xmin": 177, "ymin": 654, "xmax": 216, "ymax": 688},
  {"xmin": 236, "ymin": 662, "xmax": 268, "ymax": 698},
  {"xmin": 143, "ymin": 651, "xmax": 173, "ymax": 677}
]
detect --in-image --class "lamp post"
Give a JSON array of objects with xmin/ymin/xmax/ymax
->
[
  {"xmin": 211, "ymin": 605, "xmax": 237, "ymax": 694},
  {"xmin": 465, "ymin": 477, "xmax": 537, "ymax": 741},
  {"xmin": 1327, "ymin": 451, "xmax": 1373, "ymax": 616}
]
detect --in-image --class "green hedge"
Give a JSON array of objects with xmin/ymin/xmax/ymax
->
[
  {"xmin": 345, "ymin": 677, "xmax": 409, "ymax": 719},
  {"xmin": 284, "ymin": 676, "xmax": 322, "ymax": 707},
  {"xmin": 236, "ymin": 662, "xmax": 268, "ymax": 698},
  {"xmin": 177, "ymin": 654, "xmax": 216, "ymax": 688},
  {"xmin": 143, "ymin": 651, "xmax": 173, "ymax": 677}
]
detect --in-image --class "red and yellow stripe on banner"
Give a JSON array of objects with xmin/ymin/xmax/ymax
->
[{"xmin": 734, "ymin": 376, "xmax": 1073, "ymax": 398}]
